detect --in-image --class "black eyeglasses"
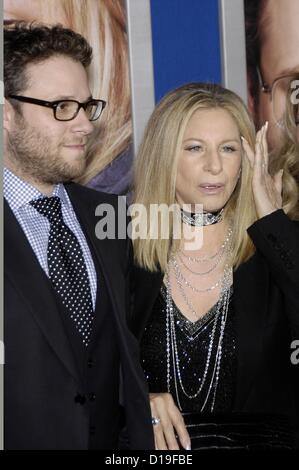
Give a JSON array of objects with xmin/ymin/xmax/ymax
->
[{"xmin": 8, "ymin": 95, "xmax": 106, "ymax": 121}]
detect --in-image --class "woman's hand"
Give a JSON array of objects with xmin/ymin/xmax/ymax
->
[
  {"xmin": 242, "ymin": 122, "xmax": 283, "ymax": 219},
  {"xmin": 149, "ymin": 392, "xmax": 191, "ymax": 450}
]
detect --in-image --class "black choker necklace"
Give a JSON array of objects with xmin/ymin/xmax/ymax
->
[{"xmin": 181, "ymin": 207, "xmax": 224, "ymax": 226}]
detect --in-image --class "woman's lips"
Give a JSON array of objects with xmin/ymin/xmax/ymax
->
[{"xmin": 198, "ymin": 183, "xmax": 224, "ymax": 194}]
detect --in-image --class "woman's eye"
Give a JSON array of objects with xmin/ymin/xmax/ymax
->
[
  {"xmin": 222, "ymin": 146, "xmax": 236, "ymax": 152},
  {"xmin": 186, "ymin": 145, "xmax": 202, "ymax": 152}
]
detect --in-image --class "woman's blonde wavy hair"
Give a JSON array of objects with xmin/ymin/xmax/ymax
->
[
  {"xmin": 28, "ymin": 0, "xmax": 131, "ymax": 185},
  {"xmin": 269, "ymin": 78, "xmax": 299, "ymax": 220},
  {"xmin": 133, "ymin": 82, "xmax": 297, "ymax": 273}
]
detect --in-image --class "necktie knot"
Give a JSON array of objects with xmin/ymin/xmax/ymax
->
[{"xmin": 30, "ymin": 196, "xmax": 63, "ymax": 224}]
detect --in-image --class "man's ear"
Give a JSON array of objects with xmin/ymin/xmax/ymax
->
[{"xmin": 4, "ymin": 98, "xmax": 15, "ymax": 132}]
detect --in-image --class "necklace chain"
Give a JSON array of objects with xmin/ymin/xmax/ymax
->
[
  {"xmin": 165, "ymin": 221, "xmax": 233, "ymax": 411},
  {"xmin": 179, "ymin": 226, "xmax": 233, "ymax": 264},
  {"xmin": 177, "ymin": 249, "xmax": 225, "ymax": 275},
  {"xmin": 172, "ymin": 257, "xmax": 226, "ymax": 293},
  {"xmin": 165, "ymin": 269, "xmax": 232, "ymax": 411}
]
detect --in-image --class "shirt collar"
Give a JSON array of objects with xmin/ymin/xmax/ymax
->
[{"xmin": 3, "ymin": 167, "xmax": 71, "ymax": 212}]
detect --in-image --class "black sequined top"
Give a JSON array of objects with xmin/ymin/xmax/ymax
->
[
  {"xmin": 140, "ymin": 284, "xmax": 236, "ymax": 413},
  {"xmin": 139, "ymin": 285, "xmax": 295, "ymax": 449}
]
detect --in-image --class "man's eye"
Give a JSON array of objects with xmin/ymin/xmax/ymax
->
[
  {"xmin": 57, "ymin": 102, "xmax": 75, "ymax": 113},
  {"xmin": 58, "ymin": 102, "xmax": 69, "ymax": 110}
]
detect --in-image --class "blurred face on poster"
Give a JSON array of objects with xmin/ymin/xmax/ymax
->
[
  {"xmin": 4, "ymin": 0, "xmax": 68, "ymax": 24},
  {"xmin": 246, "ymin": 0, "xmax": 299, "ymax": 151}
]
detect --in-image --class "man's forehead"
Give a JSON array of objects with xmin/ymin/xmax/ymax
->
[
  {"xmin": 261, "ymin": 0, "xmax": 299, "ymax": 28},
  {"xmin": 260, "ymin": 0, "xmax": 299, "ymax": 63},
  {"xmin": 24, "ymin": 57, "xmax": 90, "ymax": 98},
  {"xmin": 260, "ymin": 0, "xmax": 299, "ymax": 79}
]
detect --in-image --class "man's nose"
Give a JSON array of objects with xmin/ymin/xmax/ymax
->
[{"xmin": 71, "ymin": 108, "xmax": 94, "ymax": 135}]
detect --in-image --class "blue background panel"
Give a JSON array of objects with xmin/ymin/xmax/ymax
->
[{"xmin": 150, "ymin": 0, "xmax": 222, "ymax": 102}]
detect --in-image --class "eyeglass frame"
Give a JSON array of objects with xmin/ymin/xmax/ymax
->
[
  {"xmin": 8, "ymin": 95, "xmax": 107, "ymax": 121},
  {"xmin": 256, "ymin": 67, "xmax": 298, "ymax": 98},
  {"xmin": 256, "ymin": 67, "xmax": 299, "ymax": 126}
]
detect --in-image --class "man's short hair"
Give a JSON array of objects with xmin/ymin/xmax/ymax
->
[{"xmin": 4, "ymin": 23, "xmax": 93, "ymax": 105}]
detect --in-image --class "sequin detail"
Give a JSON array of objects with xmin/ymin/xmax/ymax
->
[{"xmin": 140, "ymin": 285, "xmax": 236, "ymax": 413}]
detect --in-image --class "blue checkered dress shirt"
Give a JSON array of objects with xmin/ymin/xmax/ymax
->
[{"xmin": 4, "ymin": 168, "xmax": 97, "ymax": 309}]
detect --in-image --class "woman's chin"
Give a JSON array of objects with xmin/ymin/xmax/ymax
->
[
  {"xmin": 201, "ymin": 195, "xmax": 230, "ymax": 213},
  {"xmin": 190, "ymin": 202, "xmax": 225, "ymax": 213},
  {"xmin": 178, "ymin": 195, "xmax": 229, "ymax": 213}
]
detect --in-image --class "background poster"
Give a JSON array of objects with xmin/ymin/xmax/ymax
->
[{"xmin": 244, "ymin": 0, "xmax": 299, "ymax": 171}]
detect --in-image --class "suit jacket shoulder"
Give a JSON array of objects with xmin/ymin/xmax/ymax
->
[{"xmin": 65, "ymin": 182, "xmax": 123, "ymax": 206}]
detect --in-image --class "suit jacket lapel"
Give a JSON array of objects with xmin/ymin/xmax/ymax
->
[
  {"xmin": 4, "ymin": 201, "xmax": 81, "ymax": 384},
  {"xmin": 233, "ymin": 253, "xmax": 269, "ymax": 410}
]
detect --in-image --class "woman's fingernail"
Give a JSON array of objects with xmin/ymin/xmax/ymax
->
[{"xmin": 185, "ymin": 442, "xmax": 191, "ymax": 450}]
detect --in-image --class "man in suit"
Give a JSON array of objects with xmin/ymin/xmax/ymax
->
[{"xmin": 3, "ymin": 23, "xmax": 154, "ymax": 450}]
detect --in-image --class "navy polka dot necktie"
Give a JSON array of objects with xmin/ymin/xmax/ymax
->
[{"xmin": 30, "ymin": 196, "xmax": 94, "ymax": 346}]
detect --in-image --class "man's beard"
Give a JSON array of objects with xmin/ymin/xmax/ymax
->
[{"xmin": 7, "ymin": 118, "xmax": 87, "ymax": 185}]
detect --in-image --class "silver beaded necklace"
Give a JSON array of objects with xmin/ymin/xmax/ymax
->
[
  {"xmin": 172, "ymin": 257, "xmax": 225, "ymax": 293},
  {"xmin": 179, "ymin": 226, "xmax": 233, "ymax": 264},
  {"xmin": 165, "ymin": 266, "xmax": 232, "ymax": 412},
  {"xmin": 178, "ymin": 249, "xmax": 226, "ymax": 275}
]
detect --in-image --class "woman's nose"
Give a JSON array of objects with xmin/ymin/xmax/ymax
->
[{"xmin": 203, "ymin": 148, "xmax": 223, "ymax": 174}]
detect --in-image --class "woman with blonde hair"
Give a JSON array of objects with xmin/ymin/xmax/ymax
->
[
  {"xmin": 4, "ymin": 0, "xmax": 132, "ymax": 194},
  {"xmin": 130, "ymin": 82, "xmax": 299, "ymax": 450}
]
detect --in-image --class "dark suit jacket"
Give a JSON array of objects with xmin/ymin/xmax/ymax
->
[
  {"xmin": 130, "ymin": 210, "xmax": 299, "ymax": 441},
  {"xmin": 4, "ymin": 182, "xmax": 154, "ymax": 450}
]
